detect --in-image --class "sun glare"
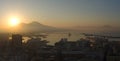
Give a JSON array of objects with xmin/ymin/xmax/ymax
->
[{"xmin": 10, "ymin": 18, "xmax": 20, "ymax": 26}]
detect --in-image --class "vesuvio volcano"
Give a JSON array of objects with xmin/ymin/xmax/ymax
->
[{"xmin": 19, "ymin": 21, "xmax": 63, "ymax": 33}]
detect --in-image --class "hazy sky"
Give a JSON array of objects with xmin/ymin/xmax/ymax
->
[{"xmin": 0, "ymin": 0, "xmax": 120, "ymax": 28}]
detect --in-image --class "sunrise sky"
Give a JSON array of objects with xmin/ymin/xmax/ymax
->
[{"xmin": 0, "ymin": 0, "xmax": 120, "ymax": 29}]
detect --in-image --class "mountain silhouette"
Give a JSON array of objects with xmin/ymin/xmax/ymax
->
[{"xmin": 19, "ymin": 21, "xmax": 62, "ymax": 33}]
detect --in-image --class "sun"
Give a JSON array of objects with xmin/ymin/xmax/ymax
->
[{"xmin": 10, "ymin": 17, "xmax": 20, "ymax": 26}]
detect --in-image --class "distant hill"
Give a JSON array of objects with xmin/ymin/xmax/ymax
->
[{"xmin": 18, "ymin": 21, "xmax": 64, "ymax": 33}]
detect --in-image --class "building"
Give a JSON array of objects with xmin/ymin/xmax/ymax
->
[
  {"xmin": 0, "ymin": 34, "xmax": 9, "ymax": 41},
  {"xmin": 11, "ymin": 34, "xmax": 23, "ymax": 47},
  {"xmin": 0, "ymin": 34, "xmax": 9, "ymax": 47},
  {"xmin": 55, "ymin": 38, "xmax": 69, "ymax": 51},
  {"xmin": 55, "ymin": 38, "xmax": 91, "ymax": 51},
  {"xmin": 0, "ymin": 34, "xmax": 9, "ymax": 54}
]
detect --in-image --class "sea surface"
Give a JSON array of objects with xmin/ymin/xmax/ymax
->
[{"xmin": 23, "ymin": 32, "xmax": 120, "ymax": 45}]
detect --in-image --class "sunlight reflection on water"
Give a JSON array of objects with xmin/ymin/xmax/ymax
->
[
  {"xmin": 22, "ymin": 32, "xmax": 120, "ymax": 45},
  {"xmin": 23, "ymin": 33, "xmax": 85, "ymax": 45}
]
